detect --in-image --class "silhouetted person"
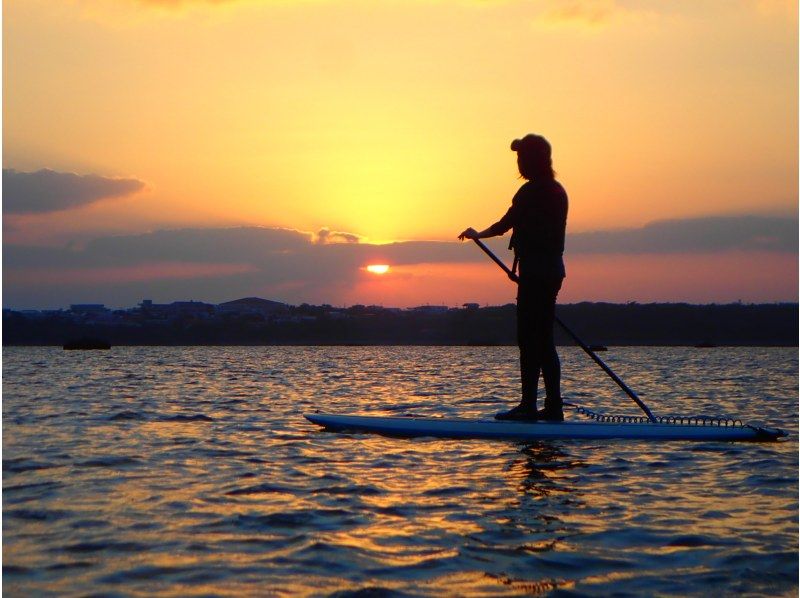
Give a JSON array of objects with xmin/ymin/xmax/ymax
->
[{"xmin": 459, "ymin": 134, "xmax": 568, "ymax": 421}]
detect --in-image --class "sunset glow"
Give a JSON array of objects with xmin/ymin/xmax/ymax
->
[{"xmin": 2, "ymin": 1, "xmax": 797, "ymax": 308}]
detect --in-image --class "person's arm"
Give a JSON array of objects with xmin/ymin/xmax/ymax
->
[{"xmin": 458, "ymin": 206, "xmax": 515, "ymax": 241}]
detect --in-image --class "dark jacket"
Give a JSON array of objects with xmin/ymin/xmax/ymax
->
[{"xmin": 490, "ymin": 179, "xmax": 568, "ymax": 279}]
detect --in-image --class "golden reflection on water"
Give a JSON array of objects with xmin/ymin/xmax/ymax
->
[{"xmin": 2, "ymin": 346, "xmax": 797, "ymax": 596}]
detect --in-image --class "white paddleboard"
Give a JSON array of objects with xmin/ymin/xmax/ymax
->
[{"xmin": 305, "ymin": 412, "xmax": 786, "ymax": 442}]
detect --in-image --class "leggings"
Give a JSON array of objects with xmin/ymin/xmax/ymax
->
[{"xmin": 516, "ymin": 275, "xmax": 563, "ymax": 409}]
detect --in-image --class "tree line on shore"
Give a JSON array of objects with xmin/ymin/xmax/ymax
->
[{"xmin": 3, "ymin": 302, "xmax": 797, "ymax": 347}]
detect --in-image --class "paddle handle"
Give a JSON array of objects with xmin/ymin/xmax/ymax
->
[{"xmin": 472, "ymin": 238, "xmax": 657, "ymax": 423}]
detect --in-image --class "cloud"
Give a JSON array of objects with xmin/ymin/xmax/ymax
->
[
  {"xmin": 130, "ymin": 0, "xmax": 303, "ymax": 9},
  {"xmin": 1, "ymin": 226, "xmax": 478, "ymax": 272},
  {"xmin": 3, "ymin": 214, "xmax": 796, "ymax": 307},
  {"xmin": 540, "ymin": 0, "xmax": 618, "ymax": 25},
  {"xmin": 316, "ymin": 228, "xmax": 362, "ymax": 244},
  {"xmin": 4, "ymin": 216, "xmax": 795, "ymax": 274},
  {"xmin": 569, "ymin": 215, "xmax": 798, "ymax": 254},
  {"xmin": 535, "ymin": 0, "xmax": 658, "ymax": 28},
  {"xmin": 752, "ymin": 0, "xmax": 798, "ymax": 17},
  {"xmin": 3, "ymin": 169, "xmax": 145, "ymax": 215},
  {"xmin": 1, "ymin": 226, "xmax": 505, "ymax": 307},
  {"xmin": 134, "ymin": 0, "xmax": 236, "ymax": 6}
]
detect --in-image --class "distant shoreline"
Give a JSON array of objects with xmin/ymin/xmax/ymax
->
[
  {"xmin": 3, "ymin": 343, "xmax": 797, "ymax": 348},
  {"xmin": 4, "ymin": 301, "xmax": 797, "ymax": 348}
]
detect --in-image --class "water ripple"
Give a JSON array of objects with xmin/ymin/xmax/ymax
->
[{"xmin": 3, "ymin": 346, "xmax": 797, "ymax": 596}]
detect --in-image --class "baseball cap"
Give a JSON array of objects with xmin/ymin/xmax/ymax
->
[{"xmin": 510, "ymin": 134, "xmax": 551, "ymax": 156}]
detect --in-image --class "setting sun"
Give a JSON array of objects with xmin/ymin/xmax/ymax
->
[{"xmin": 366, "ymin": 264, "xmax": 390, "ymax": 275}]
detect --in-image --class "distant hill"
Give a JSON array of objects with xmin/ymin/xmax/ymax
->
[{"xmin": 217, "ymin": 297, "xmax": 288, "ymax": 313}]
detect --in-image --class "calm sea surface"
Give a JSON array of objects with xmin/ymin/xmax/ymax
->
[{"xmin": 2, "ymin": 346, "xmax": 797, "ymax": 597}]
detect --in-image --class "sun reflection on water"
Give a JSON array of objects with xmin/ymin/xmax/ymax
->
[{"xmin": 2, "ymin": 346, "xmax": 797, "ymax": 595}]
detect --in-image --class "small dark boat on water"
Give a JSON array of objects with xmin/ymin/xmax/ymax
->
[
  {"xmin": 694, "ymin": 341, "xmax": 717, "ymax": 348},
  {"xmin": 588, "ymin": 344, "xmax": 608, "ymax": 352},
  {"xmin": 63, "ymin": 338, "xmax": 111, "ymax": 350}
]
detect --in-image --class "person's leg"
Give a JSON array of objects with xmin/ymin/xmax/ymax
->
[
  {"xmin": 517, "ymin": 285, "xmax": 540, "ymax": 410},
  {"xmin": 539, "ymin": 277, "xmax": 563, "ymax": 419},
  {"xmin": 496, "ymin": 279, "xmax": 539, "ymax": 420},
  {"xmin": 540, "ymin": 344, "xmax": 561, "ymax": 410}
]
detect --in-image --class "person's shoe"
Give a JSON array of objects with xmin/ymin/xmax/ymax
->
[
  {"xmin": 537, "ymin": 408, "xmax": 564, "ymax": 422},
  {"xmin": 495, "ymin": 404, "xmax": 538, "ymax": 421}
]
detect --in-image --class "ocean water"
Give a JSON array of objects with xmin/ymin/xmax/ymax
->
[{"xmin": 2, "ymin": 346, "xmax": 797, "ymax": 597}]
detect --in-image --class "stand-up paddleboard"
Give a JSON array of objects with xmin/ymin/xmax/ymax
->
[{"xmin": 305, "ymin": 412, "xmax": 786, "ymax": 442}]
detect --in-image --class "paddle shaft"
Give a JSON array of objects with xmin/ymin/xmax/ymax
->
[{"xmin": 472, "ymin": 238, "xmax": 657, "ymax": 422}]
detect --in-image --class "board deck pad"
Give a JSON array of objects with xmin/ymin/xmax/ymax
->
[{"xmin": 305, "ymin": 412, "xmax": 786, "ymax": 442}]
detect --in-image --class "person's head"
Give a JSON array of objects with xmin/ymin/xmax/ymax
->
[{"xmin": 511, "ymin": 134, "xmax": 554, "ymax": 180}]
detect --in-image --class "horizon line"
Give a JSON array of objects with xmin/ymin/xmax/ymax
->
[{"xmin": 5, "ymin": 299, "xmax": 799, "ymax": 312}]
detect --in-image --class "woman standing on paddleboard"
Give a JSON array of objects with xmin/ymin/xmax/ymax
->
[{"xmin": 459, "ymin": 134, "xmax": 568, "ymax": 421}]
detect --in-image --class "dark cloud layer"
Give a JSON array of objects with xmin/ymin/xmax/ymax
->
[
  {"xmin": 569, "ymin": 215, "xmax": 798, "ymax": 254},
  {"xmin": 4, "ymin": 214, "xmax": 796, "ymax": 269},
  {"xmin": 4, "ymin": 215, "xmax": 796, "ymax": 273},
  {"xmin": 2, "ymin": 226, "xmax": 494, "ymax": 271},
  {"xmin": 3, "ymin": 169, "xmax": 145, "ymax": 214},
  {"xmin": 3, "ymin": 214, "xmax": 796, "ymax": 307}
]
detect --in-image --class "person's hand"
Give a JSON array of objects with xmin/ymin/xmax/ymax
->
[{"xmin": 458, "ymin": 227, "xmax": 478, "ymax": 241}]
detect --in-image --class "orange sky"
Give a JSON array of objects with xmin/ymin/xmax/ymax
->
[{"xmin": 2, "ymin": 0, "xmax": 798, "ymax": 308}]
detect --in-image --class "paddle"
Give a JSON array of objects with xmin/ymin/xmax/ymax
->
[{"xmin": 472, "ymin": 238, "xmax": 657, "ymax": 422}]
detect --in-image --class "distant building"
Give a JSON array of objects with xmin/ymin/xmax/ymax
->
[
  {"xmin": 70, "ymin": 304, "xmax": 109, "ymax": 315},
  {"xmin": 138, "ymin": 300, "xmax": 214, "ymax": 319},
  {"xmin": 463, "ymin": 303, "xmax": 480, "ymax": 311},
  {"xmin": 138, "ymin": 299, "xmax": 168, "ymax": 318},
  {"xmin": 169, "ymin": 301, "xmax": 215, "ymax": 317},
  {"xmin": 217, "ymin": 297, "xmax": 288, "ymax": 316},
  {"xmin": 274, "ymin": 315, "xmax": 316, "ymax": 324},
  {"xmin": 409, "ymin": 305, "xmax": 449, "ymax": 314}
]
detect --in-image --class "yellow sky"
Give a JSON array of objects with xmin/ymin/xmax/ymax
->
[{"xmin": 4, "ymin": 0, "xmax": 797, "ymax": 246}]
